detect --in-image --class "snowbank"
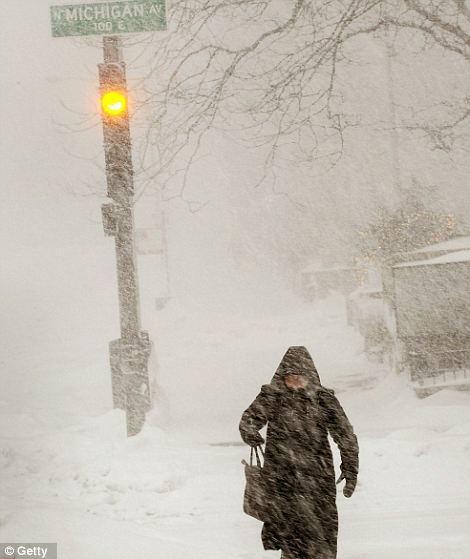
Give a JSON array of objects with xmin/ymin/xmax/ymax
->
[{"xmin": 1, "ymin": 296, "xmax": 469, "ymax": 558}]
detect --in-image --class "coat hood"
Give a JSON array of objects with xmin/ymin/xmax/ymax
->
[{"xmin": 270, "ymin": 346, "xmax": 321, "ymax": 389}]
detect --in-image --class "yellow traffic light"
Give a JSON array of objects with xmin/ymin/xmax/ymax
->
[{"xmin": 101, "ymin": 91, "xmax": 127, "ymax": 115}]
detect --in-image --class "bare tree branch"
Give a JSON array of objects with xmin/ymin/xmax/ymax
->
[{"xmin": 134, "ymin": 0, "xmax": 469, "ymax": 199}]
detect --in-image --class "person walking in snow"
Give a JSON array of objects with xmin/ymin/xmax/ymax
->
[{"xmin": 239, "ymin": 346, "xmax": 359, "ymax": 559}]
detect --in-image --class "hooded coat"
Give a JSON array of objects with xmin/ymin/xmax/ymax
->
[{"xmin": 239, "ymin": 347, "xmax": 359, "ymax": 559}]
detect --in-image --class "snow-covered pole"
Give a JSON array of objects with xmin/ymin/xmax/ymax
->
[
  {"xmin": 100, "ymin": 36, "xmax": 151, "ymax": 437},
  {"xmin": 50, "ymin": 2, "xmax": 167, "ymax": 436}
]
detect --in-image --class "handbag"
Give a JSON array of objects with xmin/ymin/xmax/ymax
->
[{"xmin": 242, "ymin": 445, "xmax": 268, "ymax": 522}]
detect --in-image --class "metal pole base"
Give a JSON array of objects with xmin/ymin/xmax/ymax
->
[{"xmin": 109, "ymin": 332, "xmax": 152, "ymax": 436}]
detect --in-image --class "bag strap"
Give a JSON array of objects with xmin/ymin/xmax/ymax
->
[{"xmin": 250, "ymin": 445, "xmax": 264, "ymax": 467}]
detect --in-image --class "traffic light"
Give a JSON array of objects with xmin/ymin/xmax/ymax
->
[
  {"xmin": 98, "ymin": 61, "xmax": 129, "ymax": 118},
  {"xmin": 102, "ymin": 90, "xmax": 127, "ymax": 116},
  {"xmin": 98, "ymin": 61, "xmax": 133, "ymax": 203}
]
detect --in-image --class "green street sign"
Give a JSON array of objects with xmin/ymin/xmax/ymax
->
[{"xmin": 50, "ymin": 0, "xmax": 166, "ymax": 37}]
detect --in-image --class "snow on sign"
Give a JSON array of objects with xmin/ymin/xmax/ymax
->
[{"xmin": 50, "ymin": 0, "xmax": 166, "ymax": 37}]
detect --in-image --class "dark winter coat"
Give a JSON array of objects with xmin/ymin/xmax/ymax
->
[{"xmin": 239, "ymin": 346, "xmax": 359, "ymax": 559}]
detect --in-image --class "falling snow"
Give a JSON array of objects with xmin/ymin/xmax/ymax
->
[{"xmin": 1, "ymin": 1, "xmax": 470, "ymax": 558}]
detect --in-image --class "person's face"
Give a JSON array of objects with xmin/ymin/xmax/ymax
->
[{"xmin": 284, "ymin": 373, "xmax": 308, "ymax": 390}]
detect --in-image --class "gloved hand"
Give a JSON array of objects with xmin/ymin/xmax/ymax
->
[
  {"xmin": 336, "ymin": 472, "xmax": 357, "ymax": 498},
  {"xmin": 244, "ymin": 432, "xmax": 265, "ymax": 447}
]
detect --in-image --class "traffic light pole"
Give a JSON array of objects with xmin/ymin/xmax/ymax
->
[{"xmin": 99, "ymin": 36, "xmax": 151, "ymax": 437}]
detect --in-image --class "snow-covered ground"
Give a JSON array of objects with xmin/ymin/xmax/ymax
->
[{"xmin": 1, "ymin": 296, "xmax": 469, "ymax": 558}]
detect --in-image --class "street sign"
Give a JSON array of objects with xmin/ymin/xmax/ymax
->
[{"xmin": 50, "ymin": 0, "xmax": 166, "ymax": 37}]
